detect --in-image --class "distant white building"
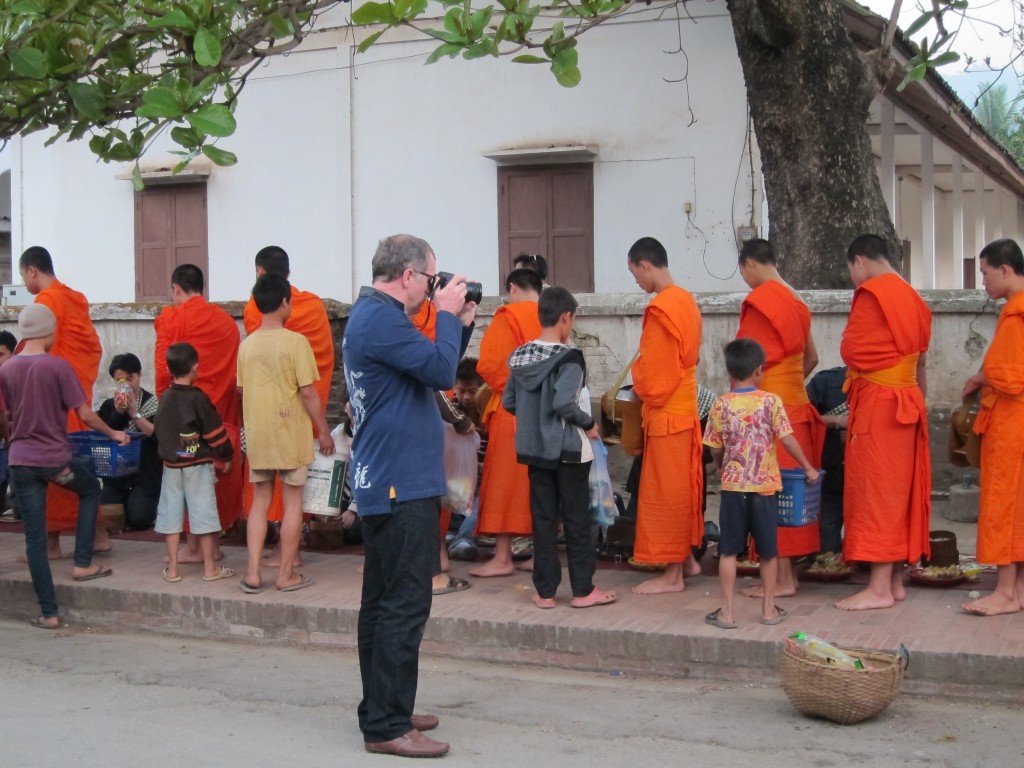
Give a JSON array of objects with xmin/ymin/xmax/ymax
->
[{"xmin": 5, "ymin": 1, "xmax": 1022, "ymax": 303}]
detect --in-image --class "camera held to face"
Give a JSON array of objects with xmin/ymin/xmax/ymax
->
[{"xmin": 437, "ymin": 271, "xmax": 483, "ymax": 305}]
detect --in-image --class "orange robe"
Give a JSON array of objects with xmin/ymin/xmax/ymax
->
[
  {"xmin": 243, "ymin": 287, "xmax": 334, "ymax": 523},
  {"xmin": 476, "ymin": 301, "xmax": 541, "ymax": 537},
  {"xmin": 840, "ymin": 273, "xmax": 931, "ymax": 564},
  {"xmin": 632, "ymin": 285, "xmax": 705, "ymax": 563},
  {"xmin": 154, "ymin": 295, "xmax": 243, "ymax": 530},
  {"xmin": 35, "ymin": 281, "xmax": 101, "ymax": 533},
  {"xmin": 974, "ymin": 291, "xmax": 1024, "ymax": 565},
  {"xmin": 738, "ymin": 280, "xmax": 825, "ymax": 557}
]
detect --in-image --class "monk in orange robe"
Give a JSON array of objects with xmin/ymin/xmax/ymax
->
[
  {"xmin": 154, "ymin": 264, "xmax": 242, "ymax": 560},
  {"xmin": 837, "ymin": 234, "xmax": 931, "ymax": 611},
  {"xmin": 242, "ymin": 246, "xmax": 334, "ymax": 566},
  {"xmin": 626, "ymin": 237, "xmax": 705, "ymax": 595},
  {"xmin": 470, "ymin": 269, "xmax": 543, "ymax": 577},
  {"xmin": 19, "ymin": 246, "xmax": 110, "ymax": 558},
  {"xmin": 735, "ymin": 239, "xmax": 824, "ymax": 598},
  {"xmin": 962, "ymin": 239, "xmax": 1024, "ymax": 616}
]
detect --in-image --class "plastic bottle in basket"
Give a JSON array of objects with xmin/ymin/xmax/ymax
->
[{"xmin": 788, "ymin": 632, "xmax": 864, "ymax": 670}]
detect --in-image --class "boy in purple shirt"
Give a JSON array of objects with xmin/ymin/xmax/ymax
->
[{"xmin": 0, "ymin": 304, "xmax": 128, "ymax": 629}]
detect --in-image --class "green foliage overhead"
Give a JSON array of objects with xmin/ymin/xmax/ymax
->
[{"xmin": 0, "ymin": 0, "xmax": 997, "ymax": 176}]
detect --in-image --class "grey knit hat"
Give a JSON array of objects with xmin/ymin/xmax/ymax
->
[{"xmin": 18, "ymin": 303, "xmax": 57, "ymax": 340}]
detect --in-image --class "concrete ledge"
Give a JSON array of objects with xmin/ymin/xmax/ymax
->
[{"xmin": 0, "ymin": 536, "xmax": 1020, "ymax": 703}]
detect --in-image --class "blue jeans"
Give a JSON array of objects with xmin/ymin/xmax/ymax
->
[
  {"xmin": 357, "ymin": 497, "xmax": 438, "ymax": 742},
  {"xmin": 11, "ymin": 460, "xmax": 102, "ymax": 619}
]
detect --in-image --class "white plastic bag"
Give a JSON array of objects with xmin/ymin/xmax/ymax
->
[
  {"xmin": 443, "ymin": 422, "xmax": 480, "ymax": 513},
  {"xmin": 589, "ymin": 438, "xmax": 617, "ymax": 527},
  {"xmin": 301, "ymin": 424, "xmax": 350, "ymax": 517}
]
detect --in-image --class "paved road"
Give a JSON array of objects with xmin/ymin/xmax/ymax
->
[{"xmin": 0, "ymin": 619, "xmax": 1018, "ymax": 768}]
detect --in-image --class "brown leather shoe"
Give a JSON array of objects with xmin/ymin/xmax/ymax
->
[
  {"xmin": 410, "ymin": 713, "xmax": 439, "ymax": 731},
  {"xmin": 365, "ymin": 729, "xmax": 450, "ymax": 758}
]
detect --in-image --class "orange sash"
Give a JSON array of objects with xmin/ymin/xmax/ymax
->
[
  {"xmin": 844, "ymin": 353, "xmax": 919, "ymax": 391},
  {"xmin": 761, "ymin": 353, "xmax": 809, "ymax": 405}
]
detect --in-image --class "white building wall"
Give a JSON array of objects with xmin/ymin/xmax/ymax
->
[{"xmin": 11, "ymin": 5, "xmax": 753, "ymax": 302}]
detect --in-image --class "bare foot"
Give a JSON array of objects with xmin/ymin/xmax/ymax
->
[
  {"xmin": 570, "ymin": 587, "xmax": 617, "ymax": 608},
  {"xmin": 515, "ymin": 558, "xmax": 534, "ymax": 573},
  {"xmin": 835, "ymin": 587, "xmax": 896, "ymax": 611},
  {"xmin": 18, "ymin": 547, "xmax": 63, "ymax": 563},
  {"xmin": 469, "ymin": 558, "xmax": 515, "ymax": 578},
  {"xmin": 741, "ymin": 582, "xmax": 796, "ymax": 599},
  {"xmin": 356, "ymin": 563, "xmax": 364, "ymax": 574},
  {"xmin": 164, "ymin": 548, "xmax": 224, "ymax": 565},
  {"xmin": 532, "ymin": 594, "xmax": 557, "ymax": 609},
  {"xmin": 431, "ymin": 573, "xmax": 451, "ymax": 591},
  {"xmin": 962, "ymin": 593, "xmax": 1022, "ymax": 616},
  {"xmin": 683, "ymin": 556, "xmax": 702, "ymax": 578},
  {"xmin": 262, "ymin": 553, "xmax": 303, "ymax": 568},
  {"xmin": 631, "ymin": 573, "xmax": 685, "ymax": 595}
]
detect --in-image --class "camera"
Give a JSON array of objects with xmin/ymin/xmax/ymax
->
[{"xmin": 437, "ymin": 271, "xmax": 483, "ymax": 305}]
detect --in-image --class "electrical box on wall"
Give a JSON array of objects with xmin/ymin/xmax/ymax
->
[{"xmin": 736, "ymin": 225, "xmax": 759, "ymax": 247}]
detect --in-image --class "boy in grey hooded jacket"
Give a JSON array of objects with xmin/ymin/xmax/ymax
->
[{"xmin": 503, "ymin": 287, "xmax": 617, "ymax": 609}]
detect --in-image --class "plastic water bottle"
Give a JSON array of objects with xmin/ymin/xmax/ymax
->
[
  {"xmin": 789, "ymin": 632, "xmax": 864, "ymax": 670},
  {"xmin": 115, "ymin": 377, "xmax": 132, "ymax": 409}
]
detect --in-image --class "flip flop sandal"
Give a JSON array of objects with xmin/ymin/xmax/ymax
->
[
  {"xmin": 704, "ymin": 608, "xmax": 738, "ymax": 629},
  {"xmin": 73, "ymin": 566, "xmax": 113, "ymax": 582},
  {"xmin": 432, "ymin": 576, "xmax": 471, "ymax": 595},
  {"xmin": 277, "ymin": 575, "xmax": 316, "ymax": 592},
  {"xmin": 240, "ymin": 579, "xmax": 263, "ymax": 594},
  {"xmin": 162, "ymin": 567, "xmax": 183, "ymax": 583},
  {"xmin": 202, "ymin": 566, "xmax": 235, "ymax": 582},
  {"xmin": 760, "ymin": 606, "xmax": 788, "ymax": 625},
  {"xmin": 30, "ymin": 617, "xmax": 62, "ymax": 630}
]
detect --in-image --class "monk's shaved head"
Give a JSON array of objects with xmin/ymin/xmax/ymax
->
[
  {"xmin": 846, "ymin": 234, "xmax": 890, "ymax": 263},
  {"xmin": 19, "ymin": 246, "xmax": 54, "ymax": 275},
  {"xmin": 171, "ymin": 263, "xmax": 205, "ymax": 295},
  {"xmin": 627, "ymin": 237, "xmax": 668, "ymax": 268},
  {"xmin": 255, "ymin": 245, "xmax": 290, "ymax": 276},
  {"xmin": 738, "ymin": 238, "xmax": 775, "ymax": 266},
  {"xmin": 980, "ymin": 238, "xmax": 1024, "ymax": 276}
]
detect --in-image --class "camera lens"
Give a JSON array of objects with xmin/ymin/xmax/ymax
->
[{"xmin": 437, "ymin": 272, "xmax": 482, "ymax": 304}]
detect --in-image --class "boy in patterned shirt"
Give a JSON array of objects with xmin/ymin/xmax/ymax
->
[{"xmin": 703, "ymin": 338, "xmax": 819, "ymax": 629}]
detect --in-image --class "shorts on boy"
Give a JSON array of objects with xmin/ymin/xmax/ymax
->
[
  {"xmin": 155, "ymin": 463, "xmax": 221, "ymax": 535},
  {"xmin": 248, "ymin": 465, "xmax": 308, "ymax": 486},
  {"xmin": 718, "ymin": 490, "xmax": 779, "ymax": 559}
]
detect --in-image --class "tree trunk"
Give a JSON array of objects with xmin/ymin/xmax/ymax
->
[{"xmin": 725, "ymin": 0, "xmax": 900, "ymax": 288}]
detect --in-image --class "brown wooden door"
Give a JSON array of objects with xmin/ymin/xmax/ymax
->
[
  {"xmin": 498, "ymin": 164, "xmax": 594, "ymax": 292},
  {"xmin": 134, "ymin": 184, "xmax": 209, "ymax": 302}
]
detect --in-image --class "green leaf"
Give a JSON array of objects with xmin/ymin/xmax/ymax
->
[
  {"xmin": 904, "ymin": 11, "xmax": 935, "ymax": 38},
  {"xmin": 267, "ymin": 12, "xmax": 294, "ymax": 38},
  {"xmin": 351, "ymin": 2, "xmax": 398, "ymax": 25},
  {"xmin": 106, "ymin": 141, "xmax": 138, "ymax": 162},
  {"xmin": 357, "ymin": 29, "xmax": 387, "ymax": 54},
  {"xmin": 425, "ymin": 42, "xmax": 464, "ymax": 64},
  {"xmin": 423, "ymin": 28, "xmax": 467, "ymax": 45},
  {"xmin": 10, "ymin": 0, "xmax": 45, "ymax": 14},
  {"xmin": 186, "ymin": 103, "xmax": 236, "ymax": 137},
  {"xmin": 928, "ymin": 51, "xmax": 960, "ymax": 67},
  {"xmin": 193, "ymin": 27, "xmax": 222, "ymax": 67},
  {"xmin": 171, "ymin": 126, "xmax": 201, "ymax": 149},
  {"xmin": 135, "ymin": 86, "xmax": 184, "ymax": 119},
  {"xmin": 470, "ymin": 7, "xmax": 493, "ymax": 37},
  {"xmin": 150, "ymin": 10, "xmax": 197, "ymax": 33},
  {"xmin": 512, "ymin": 54, "xmax": 549, "ymax": 64},
  {"xmin": 89, "ymin": 134, "xmax": 112, "ymax": 155},
  {"xmin": 551, "ymin": 48, "xmax": 581, "ymax": 88},
  {"xmin": 202, "ymin": 144, "xmax": 237, "ymax": 166},
  {"xmin": 11, "ymin": 47, "xmax": 48, "ymax": 79},
  {"xmin": 463, "ymin": 40, "xmax": 493, "ymax": 60},
  {"xmin": 132, "ymin": 164, "xmax": 144, "ymax": 191},
  {"xmin": 67, "ymin": 82, "xmax": 105, "ymax": 119}
]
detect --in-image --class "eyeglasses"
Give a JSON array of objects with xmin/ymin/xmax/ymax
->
[{"xmin": 414, "ymin": 270, "xmax": 439, "ymax": 294}]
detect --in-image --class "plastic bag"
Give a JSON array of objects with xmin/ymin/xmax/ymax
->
[
  {"xmin": 589, "ymin": 438, "xmax": 618, "ymax": 527},
  {"xmin": 443, "ymin": 422, "xmax": 480, "ymax": 513}
]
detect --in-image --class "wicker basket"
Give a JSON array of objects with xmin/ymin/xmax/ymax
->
[{"xmin": 780, "ymin": 645, "xmax": 907, "ymax": 724}]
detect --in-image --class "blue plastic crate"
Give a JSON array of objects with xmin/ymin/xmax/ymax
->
[
  {"xmin": 68, "ymin": 431, "xmax": 143, "ymax": 478},
  {"xmin": 777, "ymin": 469, "xmax": 825, "ymax": 527}
]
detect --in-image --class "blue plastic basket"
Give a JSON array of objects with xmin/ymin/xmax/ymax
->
[
  {"xmin": 777, "ymin": 469, "xmax": 825, "ymax": 527},
  {"xmin": 68, "ymin": 431, "xmax": 143, "ymax": 478}
]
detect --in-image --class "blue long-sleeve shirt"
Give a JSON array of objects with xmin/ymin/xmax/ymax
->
[{"xmin": 343, "ymin": 286, "xmax": 472, "ymax": 515}]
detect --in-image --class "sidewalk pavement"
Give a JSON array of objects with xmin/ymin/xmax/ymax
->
[{"xmin": 0, "ymin": 497, "xmax": 1021, "ymax": 702}]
